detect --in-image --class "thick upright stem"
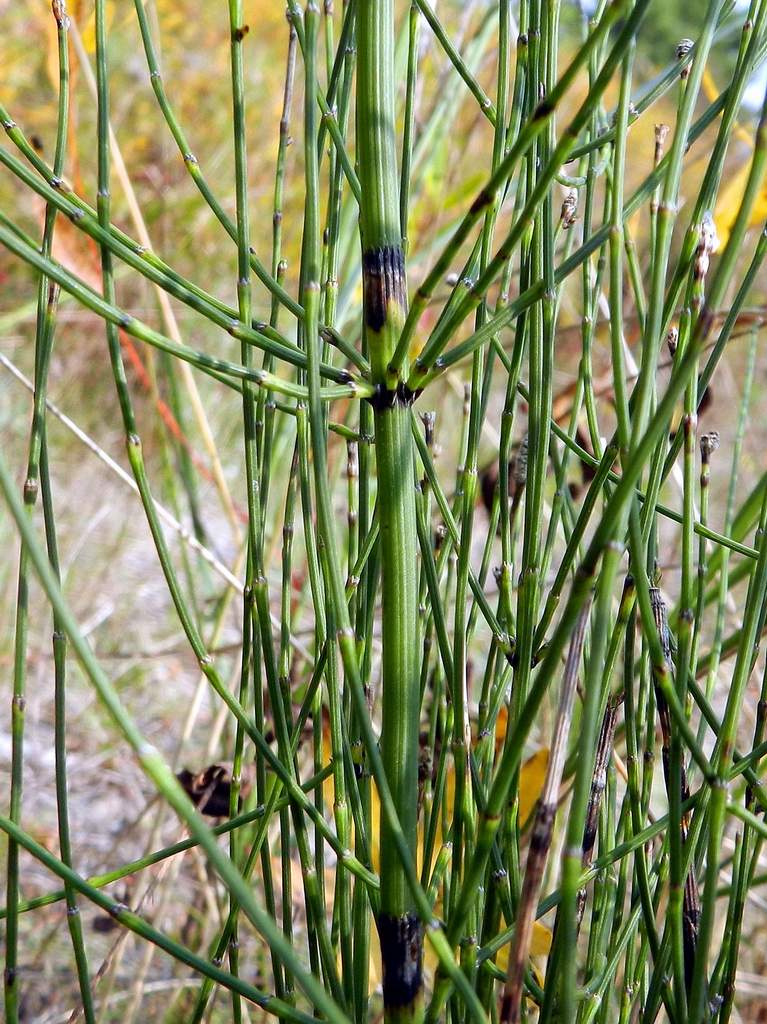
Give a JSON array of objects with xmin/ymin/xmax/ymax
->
[{"xmin": 357, "ymin": 3, "xmax": 422, "ymax": 1020}]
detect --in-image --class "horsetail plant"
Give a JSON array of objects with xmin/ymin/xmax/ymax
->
[{"xmin": 5, "ymin": 0, "xmax": 767, "ymax": 1021}]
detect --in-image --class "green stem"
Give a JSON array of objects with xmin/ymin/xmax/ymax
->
[{"xmin": 356, "ymin": 2, "xmax": 422, "ymax": 1019}]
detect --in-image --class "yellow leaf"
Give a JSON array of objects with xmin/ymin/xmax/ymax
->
[
  {"xmin": 530, "ymin": 921, "xmax": 553, "ymax": 957},
  {"xmin": 423, "ymin": 921, "xmax": 553, "ymax": 983},
  {"xmin": 80, "ymin": 2, "xmax": 117, "ymax": 55},
  {"xmin": 702, "ymin": 69, "xmax": 753, "ymax": 149},
  {"xmin": 352, "ymin": 742, "xmax": 550, "ymax": 876},
  {"xmin": 320, "ymin": 724, "xmax": 552, "ymax": 992},
  {"xmin": 709, "ymin": 67, "xmax": 767, "ymax": 250},
  {"xmin": 519, "ymin": 748, "xmax": 549, "ymax": 825},
  {"xmin": 492, "ymin": 921, "xmax": 554, "ymax": 971},
  {"xmin": 714, "ymin": 157, "xmax": 767, "ymax": 247}
]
